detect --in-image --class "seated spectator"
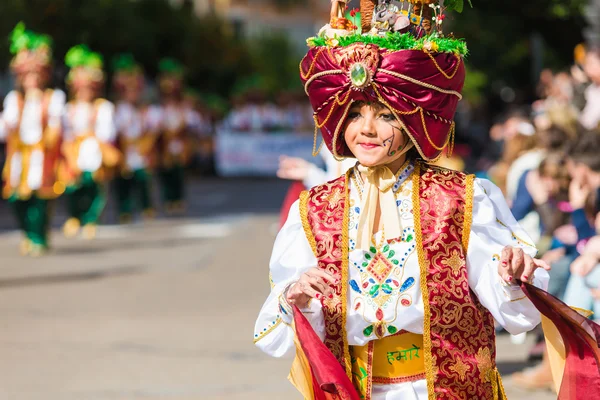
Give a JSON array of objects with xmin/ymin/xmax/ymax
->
[
  {"xmin": 563, "ymin": 226, "xmax": 600, "ymax": 323},
  {"xmin": 580, "ymin": 49, "xmax": 600, "ymax": 129}
]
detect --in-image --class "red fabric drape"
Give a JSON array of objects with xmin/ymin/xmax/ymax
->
[
  {"xmin": 293, "ymin": 305, "xmax": 360, "ymax": 400},
  {"xmin": 279, "ymin": 181, "xmax": 306, "ymax": 228},
  {"xmin": 521, "ymin": 282, "xmax": 600, "ymax": 399}
]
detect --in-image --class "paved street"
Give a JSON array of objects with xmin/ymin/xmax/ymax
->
[{"xmin": 0, "ymin": 177, "xmax": 556, "ymax": 399}]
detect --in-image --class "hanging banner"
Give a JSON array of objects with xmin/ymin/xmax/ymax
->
[{"xmin": 215, "ymin": 130, "xmax": 319, "ymax": 177}]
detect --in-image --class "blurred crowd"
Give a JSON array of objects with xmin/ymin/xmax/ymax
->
[
  {"xmin": 222, "ymin": 91, "xmax": 314, "ymax": 132},
  {"xmin": 460, "ymin": 45, "xmax": 600, "ymax": 392}
]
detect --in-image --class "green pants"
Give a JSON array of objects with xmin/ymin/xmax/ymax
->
[
  {"xmin": 66, "ymin": 172, "xmax": 106, "ymax": 225},
  {"xmin": 115, "ymin": 169, "xmax": 153, "ymax": 217},
  {"xmin": 10, "ymin": 195, "xmax": 50, "ymax": 247},
  {"xmin": 159, "ymin": 165, "xmax": 185, "ymax": 204}
]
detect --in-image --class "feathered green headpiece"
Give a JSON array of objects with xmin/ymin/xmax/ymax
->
[
  {"xmin": 158, "ymin": 58, "xmax": 185, "ymax": 77},
  {"xmin": 65, "ymin": 44, "xmax": 103, "ymax": 70},
  {"xmin": 9, "ymin": 22, "xmax": 53, "ymax": 55},
  {"xmin": 65, "ymin": 44, "xmax": 105, "ymax": 87},
  {"xmin": 112, "ymin": 53, "xmax": 142, "ymax": 73}
]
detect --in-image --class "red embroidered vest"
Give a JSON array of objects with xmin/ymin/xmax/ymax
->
[{"xmin": 299, "ymin": 162, "xmax": 507, "ymax": 400}]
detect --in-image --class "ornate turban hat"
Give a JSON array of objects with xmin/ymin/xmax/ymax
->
[
  {"xmin": 301, "ymin": 0, "xmax": 468, "ymax": 161},
  {"xmin": 9, "ymin": 22, "xmax": 53, "ymax": 78}
]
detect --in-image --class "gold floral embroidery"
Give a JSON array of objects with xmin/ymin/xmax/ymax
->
[
  {"xmin": 299, "ymin": 190, "xmax": 318, "ymax": 257},
  {"xmin": 326, "ymin": 186, "xmax": 344, "ymax": 210},
  {"xmin": 449, "ymin": 357, "xmax": 470, "ymax": 381},
  {"xmin": 475, "ymin": 347, "xmax": 493, "ymax": 382},
  {"xmin": 303, "ymin": 170, "xmax": 353, "ymax": 377},
  {"xmin": 417, "ymin": 163, "xmax": 499, "ymax": 399},
  {"xmin": 441, "ymin": 249, "xmax": 463, "ymax": 275}
]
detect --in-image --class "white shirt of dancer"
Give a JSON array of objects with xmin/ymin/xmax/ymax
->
[
  {"xmin": 3, "ymin": 89, "xmax": 65, "ymax": 190},
  {"xmin": 63, "ymin": 100, "xmax": 115, "ymax": 173},
  {"xmin": 115, "ymin": 101, "xmax": 153, "ymax": 171}
]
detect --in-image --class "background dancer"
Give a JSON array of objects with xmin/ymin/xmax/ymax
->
[
  {"xmin": 112, "ymin": 53, "xmax": 156, "ymax": 224},
  {"xmin": 59, "ymin": 45, "xmax": 119, "ymax": 239},
  {"xmin": 1, "ymin": 22, "xmax": 65, "ymax": 256}
]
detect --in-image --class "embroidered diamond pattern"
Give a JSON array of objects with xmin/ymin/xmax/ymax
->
[{"xmin": 366, "ymin": 253, "xmax": 394, "ymax": 282}]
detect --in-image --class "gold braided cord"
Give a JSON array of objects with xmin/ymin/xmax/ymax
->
[
  {"xmin": 462, "ymin": 174, "xmax": 475, "ymax": 252},
  {"xmin": 411, "ymin": 163, "xmax": 436, "ymax": 399},
  {"xmin": 424, "ymin": 51, "xmax": 462, "ymax": 80},
  {"xmin": 370, "ymin": 83, "xmax": 454, "ymax": 161},
  {"xmin": 299, "ymin": 190, "xmax": 318, "ymax": 256},
  {"xmin": 314, "ymin": 86, "xmax": 352, "ymax": 114},
  {"xmin": 379, "ymin": 85, "xmax": 453, "ymax": 124},
  {"xmin": 313, "ymin": 90, "xmax": 352, "ymax": 130},
  {"xmin": 299, "ymin": 47, "xmax": 326, "ymax": 80},
  {"xmin": 312, "ymin": 123, "xmax": 325, "ymax": 156},
  {"xmin": 418, "ymin": 107, "xmax": 453, "ymax": 151},
  {"xmin": 341, "ymin": 169, "xmax": 352, "ymax": 378},
  {"xmin": 378, "ymin": 69, "xmax": 462, "ymax": 99},
  {"xmin": 304, "ymin": 70, "xmax": 345, "ymax": 95},
  {"xmin": 447, "ymin": 122, "xmax": 456, "ymax": 156},
  {"xmin": 330, "ymin": 101, "xmax": 354, "ymax": 161},
  {"xmin": 370, "ymin": 83, "xmax": 432, "ymax": 161}
]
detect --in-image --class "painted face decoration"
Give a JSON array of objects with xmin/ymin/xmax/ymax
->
[{"xmin": 343, "ymin": 102, "xmax": 412, "ymax": 168}]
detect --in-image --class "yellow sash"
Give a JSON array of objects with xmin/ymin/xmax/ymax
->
[{"xmin": 351, "ymin": 331, "xmax": 425, "ymax": 398}]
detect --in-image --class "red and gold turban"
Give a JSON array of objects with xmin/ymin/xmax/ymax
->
[{"xmin": 300, "ymin": 43, "xmax": 465, "ymax": 161}]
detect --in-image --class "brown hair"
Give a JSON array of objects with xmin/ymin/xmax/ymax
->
[
  {"xmin": 568, "ymin": 130, "xmax": 600, "ymax": 172},
  {"xmin": 501, "ymin": 133, "xmax": 538, "ymax": 165},
  {"xmin": 539, "ymin": 152, "xmax": 570, "ymax": 194}
]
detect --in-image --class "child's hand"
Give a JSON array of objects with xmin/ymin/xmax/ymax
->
[
  {"xmin": 526, "ymin": 171, "xmax": 550, "ymax": 205},
  {"xmin": 277, "ymin": 156, "xmax": 311, "ymax": 181},
  {"xmin": 569, "ymin": 178, "xmax": 591, "ymax": 209},
  {"xmin": 590, "ymin": 288, "xmax": 600, "ymax": 300},
  {"xmin": 498, "ymin": 246, "xmax": 551, "ymax": 284},
  {"xmin": 541, "ymin": 247, "xmax": 565, "ymax": 264},
  {"xmin": 286, "ymin": 267, "xmax": 339, "ymax": 309},
  {"xmin": 571, "ymin": 254, "xmax": 599, "ymax": 277}
]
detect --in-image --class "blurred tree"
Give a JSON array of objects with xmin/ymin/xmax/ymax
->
[
  {"xmin": 246, "ymin": 33, "xmax": 303, "ymax": 95},
  {"xmin": 450, "ymin": 0, "xmax": 586, "ymax": 104},
  {"xmin": 0, "ymin": 0, "xmax": 589, "ymax": 107},
  {"xmin": 0, "ymin": 0, "xmax": 251, "ymax": 99}
]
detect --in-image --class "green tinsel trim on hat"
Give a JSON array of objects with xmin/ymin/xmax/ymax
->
[
  {"xmin": 9, "ymin": 22, "xmax": 53, "ymax": 55},
  {"xmin": 112, "ymin": 53, "xmax": 141, "ymax": 73},
  {"xmin": 307, "ymin": 32, "xmax": 468, "ymax": 56},
  {"xmin": 159, "ymin": 58, "xmax": 185, "ymax": 76},
  {"xmin": 65, "ymin": 44, "xmax": 104, "ymax": 69}
]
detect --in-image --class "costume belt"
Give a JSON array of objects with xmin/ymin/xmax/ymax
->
[
  {"xmin": 351, "ymin": 331, "xmax": 426, "ymax": 399},
  {"xmin": 161, "ymin": 128, "xmax": 188, "ymax": 167},
  {"xmin": 3, "ymin": 135, "xmax": 44, "ymax": 198},
  {"xmin": 61, "ymin": 133, "xmax": 120, "ymax": 184}
]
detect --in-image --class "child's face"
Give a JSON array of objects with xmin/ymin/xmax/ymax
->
[
  {"xmin": 343, "ymin": 102, "xmax": 410, "ymax": 168},
  {"xmin": 540, "ymin": 175, "xmax": 559, "ymax": 195},
  {"xmin": 567, "ymin": 158, "xmax": 591, "ymax": 183}
]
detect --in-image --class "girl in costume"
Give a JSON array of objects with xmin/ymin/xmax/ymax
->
[
  {"xmin": 1, "ymin": 23, "xmax": 66, "ymax": 256},
  {"xmin": 255, "ymin": 1, "xmax": 552, "ymax": 399},
  {"xmin": 59, "ymin": 45, "xmax": 119, "ymax": 239},
  {"xmin": 112, "ymin": 54, "xmax": 156, "ymax": 223},
  {"xmin": 147, "ymin": 58, "xmax": 198, "ymax": 214}
]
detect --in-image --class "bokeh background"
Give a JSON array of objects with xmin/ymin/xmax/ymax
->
[{"xmin": 0, "ymin": 0, "xmax": 599, "ymax": 399}]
